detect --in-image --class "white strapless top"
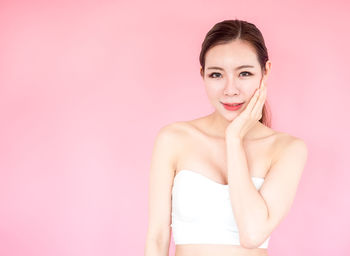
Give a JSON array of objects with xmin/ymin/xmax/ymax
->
[{"xmin": 170, "ymin": 169, "xmax": 271, "ymax": 248}]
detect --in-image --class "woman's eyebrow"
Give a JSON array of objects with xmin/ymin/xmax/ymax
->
[{"xmin": 206, "ymin": 65, "xmax": 255, "ymax": 71}]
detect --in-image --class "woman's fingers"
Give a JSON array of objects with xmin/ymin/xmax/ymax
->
[
  {"xmin": 242, "ymin": 86, "xmax": 261, "ymax": 116},
  {"xmin": 252, "ymin": 81, "xmax": 267, "ymax": 118},
  {"xmin": 252, "ymin": 80, "xmax": 264, "ymax": 110}
]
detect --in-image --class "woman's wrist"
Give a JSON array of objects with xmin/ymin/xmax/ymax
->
[{"xmin": 225, "ymin": 133, "xmax": 243, "ymax": 144}]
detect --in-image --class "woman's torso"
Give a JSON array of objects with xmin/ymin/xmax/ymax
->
[{"xmin": 172, "ymin": 117, "xmax": 290, "ymax": 256}]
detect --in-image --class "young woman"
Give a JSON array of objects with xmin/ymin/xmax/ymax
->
[{"xmin": 145, "ymin": 19, "xmax": 308, "ymax": 256}]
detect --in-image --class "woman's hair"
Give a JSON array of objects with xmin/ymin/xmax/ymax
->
[{"xmin": 199, "ymin": 19, "xmax": 272, "ymax": 127}]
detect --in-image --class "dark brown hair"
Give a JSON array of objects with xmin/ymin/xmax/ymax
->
[{"xmin": 199, "ymin": 19, "xmax": 272, "ymax": 127}]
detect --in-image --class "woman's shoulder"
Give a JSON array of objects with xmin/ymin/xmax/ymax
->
[
  {"xmin": 270, "ymin": 129, "xmax": 308, "ymax": 165},
  {"xmin": 152, "ymin": 121, "xmax": 196, "ymax": 166},
  {"xmin": 153, "ymin": 121, "xmax": 194, "ymax": 150},
  {"xmin": 261, "ymin": 123, "xmax": 305, "ymax": 144},
  {"xmin": 157, "ymin": 120, "xmax": 199, "ymax": 138},
  {"xmin": 272, "ymin": 129, "xmax": 307, "ymax": 147},
  {"xmin": 157, "ymin": 120, "xmax": 191, "ymax": 135}
]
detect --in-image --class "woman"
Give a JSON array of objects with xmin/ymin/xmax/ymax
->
[{"xmin": 145, "ymin": 19, "xmax": 308, "ymax": 256}]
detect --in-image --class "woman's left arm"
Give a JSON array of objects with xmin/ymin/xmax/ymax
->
[{"xmin": 226, "ymin": 137, "xmax": 308, "ymax": 249}]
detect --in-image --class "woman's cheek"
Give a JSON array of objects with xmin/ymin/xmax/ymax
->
[{"xmin": 206, "ymin": 85, "xmax": 221, "ymax": 98}]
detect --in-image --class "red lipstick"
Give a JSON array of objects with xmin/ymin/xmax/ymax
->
[{"xmin": 222, "ymin": 102, "xmax": 244, "ymax": 111}]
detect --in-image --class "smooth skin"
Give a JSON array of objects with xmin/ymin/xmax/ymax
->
[
  {"xmin": 225, "ymin": 79, "xmax": 267, "ymax": 140},
  {"xmin": 145, "ymin": 40, "xmax": 308, "ymax": 256}
]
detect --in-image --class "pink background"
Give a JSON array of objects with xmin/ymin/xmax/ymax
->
[{"xmin": 1, "ymin": 0, "xmax": 349, "ymax": 255}]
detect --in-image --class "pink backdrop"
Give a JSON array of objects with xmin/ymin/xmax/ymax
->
[{"xmin": 1, "ymin": 0, "xmax": 349, "ymax": 255}]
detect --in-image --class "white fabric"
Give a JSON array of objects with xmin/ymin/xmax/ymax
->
[{"xmin": 171, "ymin": 169, "xmax": 271, "ymax": 248}]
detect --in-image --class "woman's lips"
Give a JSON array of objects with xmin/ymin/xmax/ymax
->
[{"xmin": 222, "ymin": 102, "xmax": 244, "ymax": 111}]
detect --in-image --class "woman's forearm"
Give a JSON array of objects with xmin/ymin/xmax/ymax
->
[
  {"xmin": 226, "ymin": 137, "xmax": 269, "ymax": 247},
  {"xmin": 144, "ymin": 239, "xmax": 169, "ymax": 256}
]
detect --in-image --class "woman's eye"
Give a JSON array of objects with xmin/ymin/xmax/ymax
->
[
  {"xmin": 240, "ymin": 71, "xmax": 252, "ymax": 77},
  {"xmin": 208, "ymin": 72, "xmax": 222, "ymax": 78},
  {"xmin": 208, "ymin": 72, "xmax": 252, "ymax": 79}
]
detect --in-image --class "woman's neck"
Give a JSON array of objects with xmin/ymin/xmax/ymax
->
[{"xmin": 206, "ymin": 111, "xmax": 263, "ymax": 141}]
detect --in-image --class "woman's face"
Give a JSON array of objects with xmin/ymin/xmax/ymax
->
[{"xmin": 201, "ymin": 40, "xmax": 270, "ymax": 121}]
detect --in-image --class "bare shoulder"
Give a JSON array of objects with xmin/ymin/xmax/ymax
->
[
  {"xmin": 156, "ymin": 121, "xmax": 193, "ymax": 141},
  {"xmin": 271, "ymin": 131, "xmax": 308, "ymax": 166},
  {"xmin": 153, "ymin": 121, "xmax": 194, "ymax": 165}
]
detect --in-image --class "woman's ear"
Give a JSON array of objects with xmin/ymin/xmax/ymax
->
[
  {"xmin": 264, "ymin": 60, "xmax": 272, "ymax": 77},
  {"xmin": 200, "ymin": 67, "xmax": 204, "ymax": 78}
]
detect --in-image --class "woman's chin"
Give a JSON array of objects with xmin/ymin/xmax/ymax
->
[{"xmin": 222, "ymin": 112, "xmax": 238, "ymax": 121}]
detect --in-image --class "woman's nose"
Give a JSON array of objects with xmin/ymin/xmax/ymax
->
[{"xmin": 223, "ymin": 81, "xmax": 240, "ymax": 96}]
